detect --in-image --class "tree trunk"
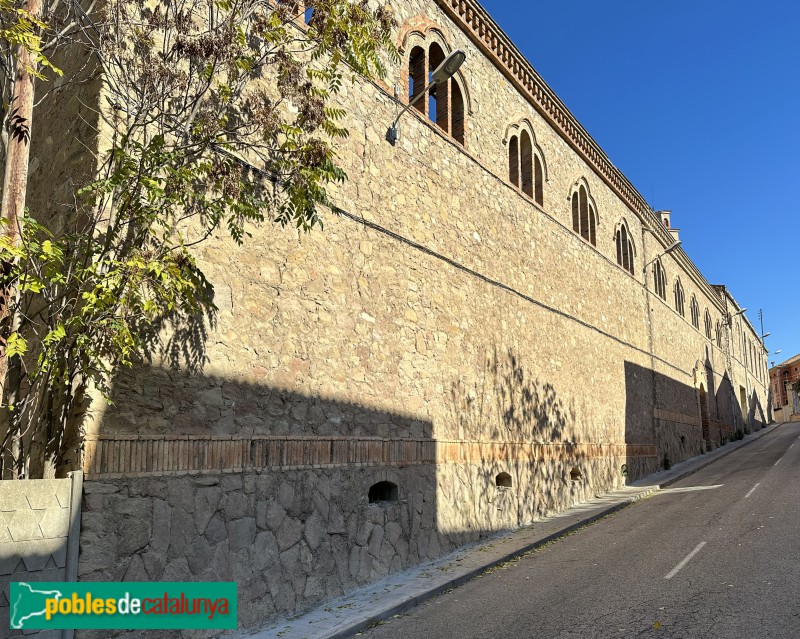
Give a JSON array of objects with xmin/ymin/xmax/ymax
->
[{"xmin": 0, "ymin": 0, "xmax": 44, "ymax": 478}]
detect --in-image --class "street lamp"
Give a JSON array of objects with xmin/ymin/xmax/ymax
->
[
  {"xmin": 386, "ymin": 50, "xmax": 467, "ymax": 145},
  {"xmin": 643, "ymin": 240, "xmax": 682, "ymax": 273}
]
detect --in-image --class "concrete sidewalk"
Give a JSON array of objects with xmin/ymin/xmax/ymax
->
[{"xmin": 243, "ymin": 422, "xmax": 785, "ymax": 639}]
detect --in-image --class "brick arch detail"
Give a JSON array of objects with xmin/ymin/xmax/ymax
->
[{"xmin": 397, "ymin": 16, "xmax": 454, "ymax": 53}]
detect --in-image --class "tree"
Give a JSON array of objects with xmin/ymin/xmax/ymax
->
[{"xmin": 0, "ymin": 0, "xmax": 396, "ymax": 478}]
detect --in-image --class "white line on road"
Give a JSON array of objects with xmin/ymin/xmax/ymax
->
[
  {"xmin": 657, "ymin": 485, "xmax": 723, "ymax": 495},
  {"xmin": 791, "ymin": 443, "xmax": 795, "ymax": 450},
  {"xmin": 775, "ymin": 456, "xmax": 784, "ymax": 466},
  {"xmin": 744, "ymin": 483, "xmax": 760, "ymax": 499},
  {"xmin": 664, "ymin": 542, "xmax": 707, "ymax": 580}
]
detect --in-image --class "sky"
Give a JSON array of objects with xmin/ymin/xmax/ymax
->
[{"xmin": 477, "ymin": 0, "xmax": 799, "ymax": 366}]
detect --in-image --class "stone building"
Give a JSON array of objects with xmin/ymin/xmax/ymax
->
[
  {"xmin": 769, "ymin": 354, "xmax": 800, "ymax": 422},
  {"xmin": 16, "ymin": 0, "xmax": 770, "ymax": 634}
]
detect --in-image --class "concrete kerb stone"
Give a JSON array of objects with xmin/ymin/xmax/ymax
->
[{"xmin": 244, "ymin": 424, "xmax": 785, "ymax": 639}]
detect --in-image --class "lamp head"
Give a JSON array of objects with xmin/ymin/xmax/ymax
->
[
  {"xmin": 431, "ymin": 50, "xmax": 466, "ymax": 84},
  {"xmin": 663, "ymin": 240, "xmax": 682, "ymax": 254}
]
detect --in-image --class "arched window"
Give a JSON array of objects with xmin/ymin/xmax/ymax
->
[
  {"xmin": 408, "ymin": 46, "xmax": 426, "ymax": 116},
  {"xmin": 451, "ymin": 81, "xmax": 465, "ymax": 145},
  {"xmin": 406, "ymin": 41, "xmax": 465, "ymax": 146},
  {"xmin": 534, "ymin": 156, "xmax": 544, "ymax": 205},
  {"xmin": 674, "ymin": 278, "xmax": 685, "ymax": 317},
  {"xmin": 704, "ymin": 310, "xmax": 713, "ymax": 339},
  {"xmin": 653, "ymin": 259, "xmax": 666, "ymax": 300},
  {"xmin": 614, "ymin": 222, "xmax": 635, "ymax": 274},
  {"xmin": 507, "ymin": 125, "xmax": 545, "ymax": 205},
  {"xmin": 508, "ymin": 136, "xmax": 519, "ymax": 187},
  {"xmin": 715, "ymin": 321, "xmax": 722, "ymax": 347},
  {"xmin": 428, "ymin": 43, "xmax": 448, "ymax": 133},
  {"xmin": 520, "ymin": 130, "xmax": 533, "ymax": 198},
  {"xmin": 690, "ymin": 296, "xmax": 699, "ymax": 329},
  {"xmin": 571, "ymin": 183, "xmax": 597, "ymax": 246}
]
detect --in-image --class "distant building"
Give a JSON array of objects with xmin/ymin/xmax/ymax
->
[{"xmin": 770, "ymin": 355, "xmax": 800, "ymax": 421}]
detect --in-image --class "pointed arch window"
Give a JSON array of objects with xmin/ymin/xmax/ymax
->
[
  {"xmin": 508, "ymin": 136, "xmax": 519, "ymax": 187},
  {"xmin": 406, "ymin": 40, "xmax": 465, "ymax": 146},
  {"xmin": 690, "ymin": 296, "xmax": 699, "ymax": 329},
  {"xmin": 571, "ymin": 184, "xmax": 596, "ymax": 246},
  {"xmin": 507, "ymin": 127, "xmax": 544, "ymax": 205},
  {"xmin": 715, "ymin": 321, "xmax": 722, "ymax": 347},
  {"xmin": 704, "ymin": 310, "xmax": 713, "ymax": 340},
  {"xmin": 674, "ymin": 278, "xmax": 685, "ymax": 317},
  {"xmin": 653, "ymin": 259, "xmax": 666, "ymax": 300},
  {"xmin": 614, "ymin": 222, "xmax": 635, "ymax": 274}
]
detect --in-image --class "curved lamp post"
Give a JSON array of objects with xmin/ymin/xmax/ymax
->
[{"xmin": 643, "ymin": 240, "xmax": 682, "ymax": 274}]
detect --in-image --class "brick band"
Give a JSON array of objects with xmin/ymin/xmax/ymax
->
[{"xmin": 82, "ymin": 435, "xmax": 657, "ymax": 479}]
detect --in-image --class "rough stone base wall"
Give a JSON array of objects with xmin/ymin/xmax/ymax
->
[
  {"xmin": 76, "ymin": 447, "xmax": 654, "ymax": 638},
  {"xmin": 78, "ymin": 466, "xmax": 444, "ymax": 638}
]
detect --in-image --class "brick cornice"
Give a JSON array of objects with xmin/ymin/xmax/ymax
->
[{"xmin": 433, "ymin": 0, "xmax": 725, "ymax": 312}]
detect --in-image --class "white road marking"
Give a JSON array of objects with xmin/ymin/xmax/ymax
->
[
  {"xmin": 744, "ymin": 483, "xmax": 760, "ymax": 499},
  {"xmin": 791, "ymin": 443, "xmax": 795, "ymax": 450},
  {"xmin": 665, "ymin": 542, "xmax": 707, "ymax": 580},
  {"xmin": 774, "ymin": 456, "xmax": 784, "ymax": 466},
  {"xmin": 657, "ymin": 485, "xmax": 724, "ymax": 495}
]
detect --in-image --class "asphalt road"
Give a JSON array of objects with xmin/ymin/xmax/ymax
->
[{"xmin": 361, "ymin": 423, "xmax": 800, "ymax": 638}]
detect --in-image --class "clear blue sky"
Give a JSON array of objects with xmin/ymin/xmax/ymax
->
[{"xmin": 478, "ymin": 0, "xmax": 798, "ymax": 366}]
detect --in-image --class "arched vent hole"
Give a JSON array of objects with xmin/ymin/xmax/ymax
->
[
  {"xmin": 569, "ymin": 467, "xmax": 582, "ymax": 482},
  {"xmin": 368, "ymin": 481, "xmax": 398, "ymax": 504},
  {"xmin": 495, "ymin": 472, "xmax": 512, "ymax": 488}
]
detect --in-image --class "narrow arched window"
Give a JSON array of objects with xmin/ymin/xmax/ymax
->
[
  {"xmin": 690, "ymin": 296, "xmax": 699, "ymax": 329},
  {"xmin": 428, "ymin": 43, "xmax": 448, "ymax": 132},
  {"xmin": 520, "ymin": 130, "xmax": 533, "ymax": 198},
  {"xmin": 451, "ymin": 80, "xmax": 465, "ymax": 145},
  {"xmin": 579, "ymin": 185, "xmax": 589, "ymax": 242},
  {"xmin": 674, "ymin": 279, "xmax": 685, "ymax": 317},
  {"xmin": 704, "ymin": 310, "xmax": 713, "ymax": 339},
  {"xmin": 571, "ymin": 192, "xmax": 579, "ymax": 232},
  {"xmin": 614, "ymin": 223, "xmax": 635, "ymax": 274},
  {"xmin": 571, "ymin": 184, "xmax": 597, "ymax": 247},
  {"xmin": 408, "ymin": 46, "xmax": 426, "ymax": 116},
  {"xmin": 653, "ymin": 259, "xmax": 666, "ymax": 300},
  {"xmin": 715, "ymin": 321, "xmax": 722, "ymax": 347},
  {"xmin": 534, "ymin": 155, "xmax": 544, "ymax": 205},
  {"xmin": 508, "ymin": 135, "xmax": 519, "ymax": 187}
]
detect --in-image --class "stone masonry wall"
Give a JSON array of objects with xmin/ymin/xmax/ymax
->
[{"xmin": 13, "ymin": 0, "xmax": 769, "ymax": 634}]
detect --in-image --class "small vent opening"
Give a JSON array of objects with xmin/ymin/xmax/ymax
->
[
  {"xmin": 569, "ymin": 467, "xmax": 582, "ymax": 482},
  {"xmin": 368, "ymin": 481, "xmax": 398, "ymax": 504},
  {"xmin": 495, "ymin": 472, "xmax": 512, "ymax": 488}
]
